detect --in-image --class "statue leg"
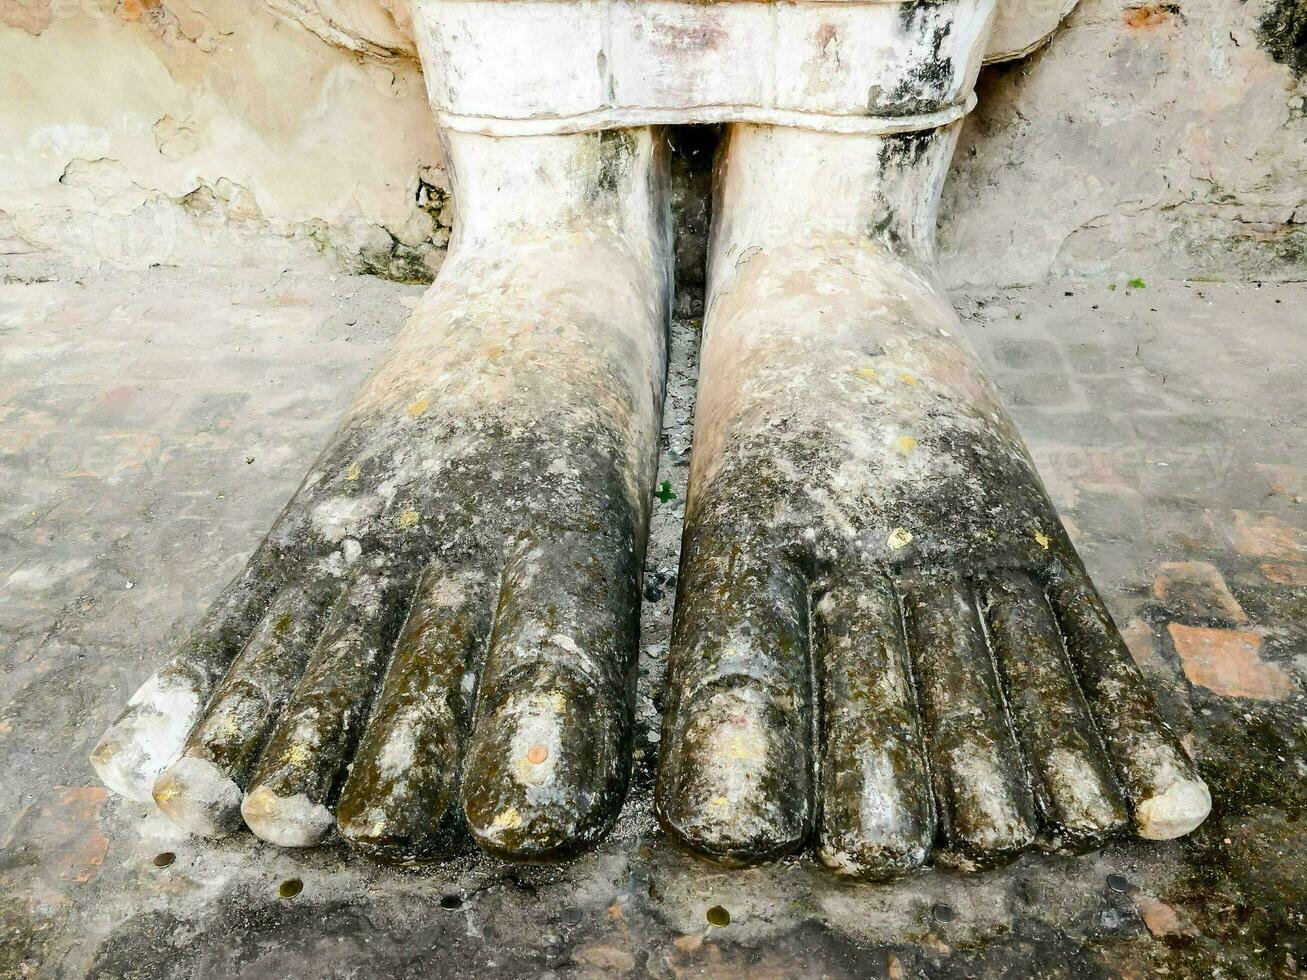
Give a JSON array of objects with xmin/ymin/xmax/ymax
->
[
  {"xmin": 655, "ymin": 123, "xmax": 1209, "ymax": 878},
  {"xmin": 93, "ymin": 128, "xmax": 672, "ymax": 863}
]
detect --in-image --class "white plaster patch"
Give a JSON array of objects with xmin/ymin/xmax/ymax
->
[
  {"xmin": 31, "ymin": 123, "xmax": 112, "ymax": 159},
  {"xmin": 508, "ymin": 690, "xmax": 566, "ymax": 791},
  {"xmin": 377, "ymin": 726, "xmax": 417, "ymax": 781},
  {"xmin": 91, "ymin": 671, "xmax": 202, "ymax": 802},
  {"xmin": 311, "ymin": 494, "xmax": 382, "ymax": 543}
]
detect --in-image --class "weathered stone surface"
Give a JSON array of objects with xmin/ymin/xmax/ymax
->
[
  {"xmin": 1120, "ymin": 617, "xmax": 1168, "ymax": 673},
  {"xmin": 655, "ymin": 124, "xmax": 1207, "ymax": 875},
  {"xmin": 0, "ymin": 0, "xmax": 443, "ymax": 276},
  {"xmin": 1228, "ymin": 511, "xmax": 1307, "ymax": 562},
  {"xmin": 1261, "ymin": 562, "xmax": 1307, "ymax": 585},
  {"xmin": 941, "ymin": 0, "xmax": 1307, "ymax": 286},
  {"xmin": 2, "ymin": 263, "xmax": 1304, "ymax": 977},
  {"xmin": 1152, "ymin": 560, "xmax": 1248, "ymax": 624},
  {"xmin": 89, "ymin": 129, "xmax": 675, "ymax": 862}
]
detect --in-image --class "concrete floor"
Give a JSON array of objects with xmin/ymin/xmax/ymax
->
[{"xmin": 1, "ymin": 257, "xmax": 1304, "ymax": 978}]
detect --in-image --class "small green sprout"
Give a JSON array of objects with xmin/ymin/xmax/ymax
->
[
  {"xmin": 1127, "ymin": 277, "xmax": 1146, "ymax": 289},
  {"xmin": 654, "ymin": 480, "xmax": 677, "ymax": 503}
]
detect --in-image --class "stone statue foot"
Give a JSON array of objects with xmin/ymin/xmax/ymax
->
[
  {"xmin": 654, "ymin": 124, "xmax": 1210, "ymax": 880},
  {"xmin": 92, "ymin": 129, "xmax": 672, "ymax": 864}
]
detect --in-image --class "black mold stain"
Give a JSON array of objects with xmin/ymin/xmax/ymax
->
[
  {"xmin": 1258, "ymin": 0, "xmax": 1307, "ymax": 77},
  {"xmin": 866, "ymin": 3, "xmax": 957, "ymax": 116}
]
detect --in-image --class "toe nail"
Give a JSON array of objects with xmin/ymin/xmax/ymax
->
[
  {"xmin": 1134, "ymin": 775, "xmax": 1212, "ymax": 840},
  {"xmin": 241, "ymin": 785, "xmax": 334, "ymax": 848}
]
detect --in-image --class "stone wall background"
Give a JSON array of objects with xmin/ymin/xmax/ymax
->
[
  {"xmin": 940, "ymin": 0, "xmax": 1307, "ymax": 286},
  {"xmin": 1, "ymin": 0, "xmax": 446, "ymax": 281},
  {"xmin": 2, "ymin": 0, "xmax": 1304, "ymax": 286}
]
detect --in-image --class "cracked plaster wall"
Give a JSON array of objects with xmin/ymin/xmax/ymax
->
[
  {"xmin": 1, "ymin": 0, "xmax": 447, "ymax": 280},
  {"xmin": 940, "ymin": 0, "xmax": 1307, "ymax": 285},
  {"xmin": 1, "ymin": 0, "xmax": 1304, "ymax": 285}
]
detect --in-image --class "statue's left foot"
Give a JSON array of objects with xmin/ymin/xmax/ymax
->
[
  {"xmin": 655, "ymin": 126, "xmax": 1210, "ymax": 879},
  {"xmin": 91, "ymin": 129, "xmax": 672, "ymax": 864}
]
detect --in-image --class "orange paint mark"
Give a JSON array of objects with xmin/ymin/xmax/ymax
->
[
  {"xmin": 117, "ymin": 0, "xmax": 161, "ymax": 23},
  {"xmin": 1124, "ymin": 5, "xmax": 1172, "ymax": 28}
]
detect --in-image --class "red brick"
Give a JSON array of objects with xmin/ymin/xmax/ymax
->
[
  {"xmin": 1135, "ymin": 896, "xmax": 1198, "ymax": 938},
  {"xmin": 1229, "ymin": 511, "xmax": 1307, "ymax": 562},
  {"xmin": 1261, "ymin": 562, "xmax": 1307, "ymax": 586},
  {"xmin": 1168, "ymin": 625, "xmax": 1294, "ymax": 700}
]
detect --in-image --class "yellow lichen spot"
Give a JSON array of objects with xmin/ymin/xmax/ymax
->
[
  {"xmin": 491, "ymin": 808, "xmax": 523, "ymax": 831},
  {"xmin": 895, "ymin": 435, "xmax": 918, "ymax": 454},
  {"xmin": 345, "ymin": 463, "xmax": 361, "ymax": 482},
  {"xmin": 1034, "ymin": 531, "xmax": 1051, "ymax": 550},
  {"xmin": 900, "ymin": 373, "xmax": 918, "ymax": 386},
  {"xmin": 708, "ymin": 796, "xmax": 730, "ymax": 813},
  {"xmin": 857, "ymin": 366, "xmax": 879, "ymax": 382},
  {"xmin": 534, "ymin": 689, "xmax": 567, "ymax": 715},
  {"xmin": 724, "ymin": 733, "xmax": 760, "ymax": 761},
  {"xmin": 154, "ymin": 781, "xmax": 178, "ymax": 804},
  {"xmin": 397, "ymin": 509, "xmax": 420, "ymax": 529},
  {"xmin": 283, "ymin": 743, "xmax": 312, "ymax": 766},
  {"xmin": 887, "ymin": 527, "xmax": 914, "ymax": 550},
  {"xmin": 485, "ymin": 344, "xmax": 506, "ymax": 361},
  {"xmin": 407, "ymin": 398, "xmax": 429, "ymax": 418}
]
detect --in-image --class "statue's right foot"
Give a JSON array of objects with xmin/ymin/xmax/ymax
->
[
  {"xmin": 655, "ymin": 124, "xmax": 1210, "ymax": 879},
  {"xmin": 91, "ymin": 128, "xmax": 672, "ymax": 864}
]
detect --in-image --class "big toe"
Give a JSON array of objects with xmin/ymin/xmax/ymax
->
[
  {"xmin": 461, "ymin": 671, "xmax": 628, "ymax": 859},
  {"xmin": 657, "ymin": 684, "xmax": 811, "ymax": 864},
  {"xmin": 92, "ymin": 668, "xmax": 205, "ymax": 803},
  {"xmin": 654, "ymin": 546, "xmax": 814, "ymax": 865}
]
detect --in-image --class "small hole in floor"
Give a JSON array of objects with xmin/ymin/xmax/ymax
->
[
  {"xmin": 932, "ymin": 903, "xmax": 954, "ymax": 923},
  {"xmin": 706, "ymin": 905, "xmax": 730, "ymax": 927},
  {"xmin": 153, "ymin": 852, "xmax": 176, "ymax": 868},
  {"xmin": 279, "ymin": 878, "xmax": 303, "ymax": 899},
  {"xmin": 440, "ymin": 894, "xmax": 463, "ymax": 910},
  {"xmin": 1106, "ymin": 874, "xmax": 1132, "ymax": 893},
  {"xmin": 561, "ymin": 906, "xmax": 583, "ymax": 926}
]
